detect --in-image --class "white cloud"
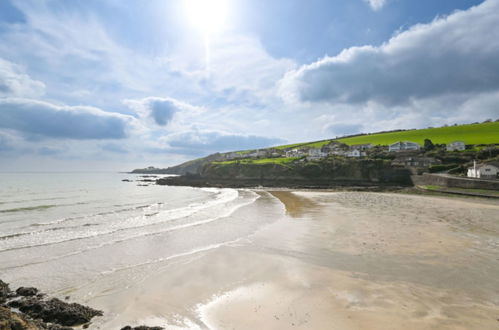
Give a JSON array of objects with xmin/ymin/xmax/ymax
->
[
  {"xmin": 0, "ymin": 58, "xmax": 45, "ymax": 97},
  {"xmin": 280, "ymin": 0, "xmax": 499, "ymax": 106},
  {"xmin": 163, "ymin": 129, "xmax": 284, "ymax": 156},
  {"xmin": 364, "ymin": 0, "xmax": 387, "ymax": 11},
  {"xmin": 0, "ymin": 98, "xmax": 136, "ymax": 139},
  {"xmin": 124, "ymin": 97, "xmax": 202, "ymax": 127}
]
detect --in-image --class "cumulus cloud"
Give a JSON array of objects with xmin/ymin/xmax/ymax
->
[
  {"xmin": 124, "ymin": 97, "xmax": 199, "ymax": 127},
  {"xmin": 0, "ymin": 58, "xmax": 45, "ymax": 97},
  {"xmin": 164, "ymin": 130, "xmax": 284, "ymax": 156},
  {"xmin": 364, "ymin": 0, "xmax": 387, "ymax": 11},
  {"xmin": 0, "ymin": 98, "xmax": 134, "ymax": 139},
  {"xmin": 280, "ymin": 0, "xmax": 499, "ymax": 106}
]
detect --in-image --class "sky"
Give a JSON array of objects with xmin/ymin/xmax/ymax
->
[{"xmin": 0, "ymin": 0, "xmax": 498, "ymax": 171}]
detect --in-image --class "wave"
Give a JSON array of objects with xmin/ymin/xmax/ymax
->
[
  {"xmin": 28, "ymin": 202, "xmax": 166, "ymax": 227},
  {"xmin": 0, "ymin": 205, "xmax": 56, "ymax": 213},
  {"xmin": 0, "ymin": 188, "xmax": 245, "ymax": 253},
  {"xmin": 0, "ymin": 196, "xmax": 72, "ymax": 205},
  {"xmin": 0, "ymin": 191, "xmax": 258, "ymax": 271}
]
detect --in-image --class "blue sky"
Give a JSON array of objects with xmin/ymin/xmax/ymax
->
[{"xmin": 0, "ymin": 0, "xmax": 497, "ymax": 171}]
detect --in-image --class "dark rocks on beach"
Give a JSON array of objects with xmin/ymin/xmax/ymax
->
[
  {"xmin": 9, "ymin": 297, "xmax": 103, "ymax": 326},
  {"xmin": 121, "ymin": 326, "xmax": 164, "ymax": 330},
  {"xmin": 0, "ymin": 306, "xmax": 38, "ymax": 330},
  {"xmin": 0, "ymin": 306, "xmax": 74, "ymax": 330},
  {"xmin": 0, "ymin": 280, "xmax": 10, "ymax": 304},
  {"xmin": 1, "ymin": 278, "xmax": 103, "ymax": 329},
  {"xmin": 16, "ymin": 287, "xmax": 39, "ymax": 297}
]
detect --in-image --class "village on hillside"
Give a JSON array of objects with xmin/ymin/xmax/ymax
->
[{"xmin": 218, "ymin": 140, "xmax": 499, "ymax": 180}]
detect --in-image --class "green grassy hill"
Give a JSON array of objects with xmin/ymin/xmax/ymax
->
[
  {"xmin": 337, "ymin": 122, "xmax": 499, "ymax": 146},
  {"xmin": 144, "ymin": 122, "xmax": 498, "ymax": 175},
  {"xmin": 273, "ymin": 122, "xmax": 499, "ymax": 150}
]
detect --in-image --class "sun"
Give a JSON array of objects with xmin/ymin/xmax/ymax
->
[{"xmin": 183, "ymin": 0, "xmax": 229, "ymax": 35}]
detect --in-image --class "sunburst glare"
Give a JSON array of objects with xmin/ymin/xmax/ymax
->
[{"xmin": 183, "ymin": 0, "xmax": 229, "ymax": 35}]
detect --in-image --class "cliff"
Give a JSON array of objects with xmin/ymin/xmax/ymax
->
[{"xmin": 157, "ymin": 158, "xmax": 413, "ymax": 188}]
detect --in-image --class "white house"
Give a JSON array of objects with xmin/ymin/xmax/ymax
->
[
  {"xmin": 307, "ymin": 148, "xmax": 327, "ymax": 160},
  {"xmin": 467, "ymin": 161, "xmax": 499, "ymax": 179},
  {"xmin": 224, "ymin": 152, "xmax": 243, "ymax": 160},
  {"xmin": 388, "ymin": 141, "xmax": 421, "ymax": 152},
  {"xmin": 346, "ymin": 149, "xmax": 365, "ymax": 158},
  {"xmin": 447, "ymin": 141, "xmax": 466, "ymax": 151},
  {"xmin": 285, "ymin": 149, "xmax": 306, "ymax": 158},
  {"xmin": 391, "ymin": 156, "xmax": 441, "ymax": 168},
  {"xmin": 351, "ymin": 144, "xmax": 373, "ymax": 151}
]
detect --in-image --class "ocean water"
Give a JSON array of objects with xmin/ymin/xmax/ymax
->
[{"xmin": 0, "ymin": 172, "xmax": 283, "ymax": 297}]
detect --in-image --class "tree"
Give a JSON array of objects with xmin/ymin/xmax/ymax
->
[{"xmin": 424, "ymin": 139, "xmax": 435, "ymax": 151}]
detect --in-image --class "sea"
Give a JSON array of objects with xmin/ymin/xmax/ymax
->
[{"xmin": 0, "ymin": 172, "xmax": 284, "ymax": 298}]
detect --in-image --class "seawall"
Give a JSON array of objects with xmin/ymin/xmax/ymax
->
[{"xmin": 412, "ymin": 173, "xmax": 499, "ymax": 190}]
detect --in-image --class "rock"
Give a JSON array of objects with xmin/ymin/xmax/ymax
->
[
  {"xmin": 0, "ymin": 280, "xmax": 11, "ymax": 303},
  {"xmin": 0, "ymin": 306, "xmax": 38, "ymax": 330},
  {"xmin": 16, "ymin": 287, "xmax": 38, "ymax": 297},
  {"xmin": 121, "ymin": 326, "xmax": 164, "ymax": 330},
  {"xmin": 9, "ymin": 297, "xmax": 103, "ymax": 326}
]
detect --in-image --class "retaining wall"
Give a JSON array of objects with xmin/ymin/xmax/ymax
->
[{"xmin": 412, "ymin": 173, "xmax": 499, "ymax": 190}]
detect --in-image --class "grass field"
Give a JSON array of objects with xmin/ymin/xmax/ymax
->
[
  {"xmin": 226, "ymin": 122, "xmax": 498, "ymax": 156},
  {"xmin": 271, "ymin": 122, "xmax": 499, "ymax": 150},
  {"xmin": 336, "ymin": 122, "xmax": 499, "ymax": 146}
]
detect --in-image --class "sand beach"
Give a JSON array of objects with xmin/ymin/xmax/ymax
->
[{"xmin": 78, "ymin": 190, "xmax": 499, "ymax": 329}]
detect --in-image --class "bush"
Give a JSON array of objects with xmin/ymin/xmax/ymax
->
[{"xmin": 429, "ymin": 164, "xmax": 459, "ymax": 173}]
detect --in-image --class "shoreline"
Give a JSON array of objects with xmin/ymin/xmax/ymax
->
[
  {"xmin": 154, "ymin": 175, "xmax": 499, "ymax": 200},
  {"xmin": 2, "ymin": 186, "xmax": 499, "ymax": 329}
]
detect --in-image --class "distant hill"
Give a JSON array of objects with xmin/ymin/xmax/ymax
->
[
  {"xmin": 133, "ymin": 122, "xmax": 499, "ymax": 175},
  {"xmin": 337, "ymin": 122, "xmax": 499, "ymax": 146},
  {"xmin": 275, "ymin": 122, "xmax": 499, "ymax": 150}
]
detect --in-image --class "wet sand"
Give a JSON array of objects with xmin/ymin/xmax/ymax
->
[{"xmin": 84, "ymin": 191, "xmax": 499, "ymax": 329}]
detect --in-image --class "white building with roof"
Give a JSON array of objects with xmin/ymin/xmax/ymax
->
[
  {"xmin": 447, "ymin": 141, "xmax": 466, "ymax": 151},
  {"xmin": 307, "ymin": 148, "xmax": 328, "ymax": 160},
  {"xmin": 467, "ymin": 161, "xmax": 499, "ymax": 179},
  {"xmin": 388, "ymin": 141, "xmax": 421, "ymax": 152}
]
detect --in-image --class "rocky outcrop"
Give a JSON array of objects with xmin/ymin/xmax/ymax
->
[
  {"xmin": 0, "ymin": 279, "xmax": 102, "ymax": 329},
  {"xmin": 0, "ymin": 280, "xmax": 11, "ymax": 304},
  {"xmin": 16, "ymin": 287, "xmax": 38, "ymax": 297},
  {"xmin": 157, "ymin": 158, "xmax": 413, "ymax": 188},
  {"xmin": 121, "ymin": 326, "xmax": 164, "ymax": 330},
  {"xmin": 9, "ymin": 297, "xmax": 102, "ymax": 327},
  {"xmin": 0, "ymin": 306, "xmax": 39, "ymax": 330}
]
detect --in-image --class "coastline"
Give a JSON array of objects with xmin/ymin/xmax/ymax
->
[
  {"xmin": 2, "ymin": 184, "xmax": 499, "ymax": 329},
  {"xmin": 82, "ymin": 190, "xmax": 499, "ymax": 328}
]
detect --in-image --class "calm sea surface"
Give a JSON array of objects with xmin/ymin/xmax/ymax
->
[{"xmin": 0, "ymin": 172, "xmax": 282, "ymax": 297}]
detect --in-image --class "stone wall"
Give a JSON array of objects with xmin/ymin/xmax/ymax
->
[{"xmin": 412, "ymin": 173, "xmax": 499, "ymax": 190}]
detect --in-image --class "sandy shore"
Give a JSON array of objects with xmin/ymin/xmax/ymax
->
[{"xmin": 83, "ymin": 191, "xmax": 499, "ymax": 329}]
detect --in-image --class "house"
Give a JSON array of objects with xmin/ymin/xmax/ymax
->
[
  {"xmin": 247, "ymin": 149, "xmax": 268, "ymax": 158},
  {"xmin": 351, "ymin": 143, "xmax": 373, "ymax": 151},
  {"xmin": 321, "ymin": 142, "xmax": 346, "ymax": 155},
  {"xmin": 391, "ymin": 156, "xmax": 441, "ymax": 168},
  {"xmin": 346, "ymin": 149, "xmax": 365, "ymax": 158},
  {"xmin": 388, "ymin": 141, "xmax": 421, "ymax": 152},
  {"xmin": 467, "ymin": 161, "xmax": 499, "ymax": 179},
  {"xmin": 285, "ymin": 148, "xmax": 306, "ymax": 158},
  {"xmin": 307, "ymin": 148, "xmax": 327, "ymax": 160},
  {"xmin": 224, "ymin": 152, "xmax": 243, "ymax": 160},
  {"xmin": 447, "ymin": 141, "xmax": 466, "ymax": 151}
]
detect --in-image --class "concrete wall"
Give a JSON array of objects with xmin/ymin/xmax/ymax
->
[{"xmin": 412, "ymin": 173, "xmax": 499, "ymax": 190}]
